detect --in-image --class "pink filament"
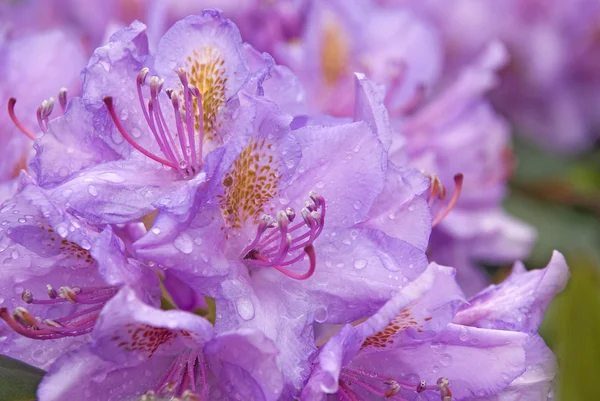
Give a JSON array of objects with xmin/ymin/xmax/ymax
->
[
  {"xmin": 104, "ymin": 97, "xmax": 177, "ymax": 168},
  {"xmin": 432, "ymin": 173, "xmax": 464, "ymax": 227},
  {"xmin": 7, "ymin": 98, "xmax": 36, "ymax": 140}
]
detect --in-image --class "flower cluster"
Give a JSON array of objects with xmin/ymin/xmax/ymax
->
[{"xmin": 0, "ymin": 3, "xmax": 571, "ymax": 401}]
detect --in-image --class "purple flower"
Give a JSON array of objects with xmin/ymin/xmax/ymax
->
[
  {"xmin": 454, "ymin": 251, "xmax": 569, "ymax": 333},
  {"xmin": 37, "ymin": 285, "xmax": 283, "ymax": 401},
  {"xmin": 300, "ymin": 263, "xmax": 532, "ymax": 400},
  {"xmin": 385, "ymin": 0, "xmax": 600, "ymax": 152},
  {"xmin": 0, "ymin": 175, "xmax": 159, "ymax": 368},
  {"xmin": 31, "ymin": 11, "xmax": 308, "ymax": 226},
  {"xmin": 275, "ymin": 0, "xmax": 442, "ymax": 117},
  {"xmin": 348, "ymin": 42, "xmax": 535, "ymax": 295},
  {"xmin": 399, "ymin": 43, "xmax": 536, "ymax": 294},
  {"xmin": 133, "ymin": 92, "xmax": 431, "ymax": 396},
  {"xmin": 450, "ymin": 251, "xmax": 570, "ymax": 400}
]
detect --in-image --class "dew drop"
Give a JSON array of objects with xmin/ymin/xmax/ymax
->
[
  {"xmin": 353, "ymin": 259, "xmax": 368, "ymax": 270},
  {"xmin": 10, "ymin": 249, "xmax": 19, "ymax": 259},
  {"xmin": 408, "ymin": 205, "xmax": 415, "ymax": 212},
  {"xmin": 314, "ymin": 307, "xmax": 328, "ymax": 323},
  {"xmin": 87, "ymin": 185, "xmax": 99, "ymax": 197},
  {"xmin": 353, "ymin": 200, "xmax": 362, "ymax": 210},
  {"xmin": 439, "ymin": 353, "xmax": 452, "ymax": 367},
  {"xmin": 57, "ymin": 226, "xmax": 68, "ymax": 238},
  {"xmin": 151, "ymin": 227, "xmax": 161, "ymax": 235},
  {"xmin": 17, "ymin": 218, "xmax": 26, "ymax": 224},
  {"xmin": 459, "ymin": 326, "xmax": 470, "ymax": 341},
  {"xmin": 173, "ymin": 233, "xmax": 194, "ymax": 254},
  {"xmin": 236, "ymin": 298, "xmax": 255, "ymax": 321}
]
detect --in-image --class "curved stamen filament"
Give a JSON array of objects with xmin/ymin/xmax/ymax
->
[
  {"xmin": 432, "ymin": 173, "xmax": 463, "ymax": 227},
  {"xmin": 105, "ymin": 68, "xmax": 206, "ymax": 178},
  {"xmin": 0, "ymin": 285, "xmax": 118, "ymax": 340},
  {"xmin": 104, "ymin": 96, "xmax": 177, "ymax": 168},
  {"xmin": 8, "ymin": 98, "xmax": 36, "ymax": 140},
  {"xmin": 242, "ymin": 192, "xmax": 325, "ymax": 280}
]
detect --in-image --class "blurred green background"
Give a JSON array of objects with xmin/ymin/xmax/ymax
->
[{"xmin": 505, "ymin": 137, "xmax": 600, "ymax": 401}]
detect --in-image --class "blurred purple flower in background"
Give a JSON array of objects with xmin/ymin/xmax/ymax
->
[{"xmin": 0, "ymin": 1, "xmax": 587, "ymax": 400}]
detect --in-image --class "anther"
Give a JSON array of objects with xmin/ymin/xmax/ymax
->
[
  {"xmin": 21, "ymin": 290, "xmax": 33, "ymax": 304},
  {"xmin": 140, "ymin": 390, "xmax": 157, "ymax": 401},
  {"xmin": 58, "ymin": 286, "xmax": 80, "ymax": 303},
  {"xmin": 437, "ymin": 377, "xmax": 452, "ymax": 401},
  {"xmin": 58, "ymin": 88, "xmax": 68, "ymax": 113},
  {"xmin": 14, "ymin": 307, "xmax": 37, "ymax": 327},
  {"xmin": 36, "ymin": 97, "xmax": 55, "ymax": 133},
  {"xmin": 383, "ymin": 379, "xmax": 401, "ymax": 397},
  {"xmin": 285, "ymin": 207, "xmax": 296, "ymax": 222},
  {"xmin": 137, "ymin": 68, "xmax": 150, "ymax": 86},
  {"xmin": 47, "ymin": 284, "xmax": 58, "ymax": 299}
]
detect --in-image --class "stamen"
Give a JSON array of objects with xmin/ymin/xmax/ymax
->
[
  {"xmin": 339, "ymin": 368, "xmax": 452, "ymax": 401},
  {"xmin": 432, "ymin": 173, "xmax": 463, "ymax": 227},
  {"xmin": 0, "ymin": 285, "xmax": 118, "ymax": 340},
  {"xmin": 7, "ymin": 98, "xmax": 36, "ymax": 140},
  {"xmin": 154, "ymin": 351, "xmax": 204, "ymax": 400},
  {"xmin": 36, "ymin": 97, "xmax": 55, "ymax": 133},
  {"xmin": 58, "ymin": 88, "xmax": 68, "ymax": 113},
  {"xmin": 103, "ymin": 97, "xmax": 177, "ymax": 169},
  {"xmin": 242, "ymin": 192, "xmax": 325, "ymax": 280},
  {"xmin": 105, "ymin": 68, "xmax": 207, "ymax": 178}
]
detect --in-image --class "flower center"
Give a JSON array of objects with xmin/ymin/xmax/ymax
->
[
  {"xmin": 218, "ymin": 138, "xmax": 281, "ymax": 231},
  {"xmin": 0, "ymin": 284, "xmax": 118, "ymax": 339},
  {"xmin": 339, "ymin": 368, "xmax": 453, "ymax": 401},
  {"xmin": 425, "ymin": 173, "xmax": 464, "ymax": 227},
  {"xmin": 242, "ymin": 191, "xmax": 325, "ymax": 280},
  {"xmin": 103, "ymin": 67, "xmax": 206, "ymax": 179}
]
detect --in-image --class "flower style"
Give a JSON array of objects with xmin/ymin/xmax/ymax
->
[
  {"xmin": 301, "ymin": 263, "xmax": 532, "ymax": 401},
  {"xmin": 37, "ymin": 286, "xmax": 283, "ymax": 401},
  {"xmin": 0, "ymin": 175, "xmax": 159, "ymax": 368}
]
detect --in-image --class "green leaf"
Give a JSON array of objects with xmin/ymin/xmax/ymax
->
[
  {"xmin": 0, "ymin": 355, "xmax": 45, "ymax": 401},
  {"xmin": 541, "ymin": 253, "xmax": 600, "ymax": 401}
]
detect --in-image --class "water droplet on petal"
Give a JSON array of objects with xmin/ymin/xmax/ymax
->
[
  {"xmin": 439, "ymin": 354, "xmax": 452, "ymax": 367},
  {"xmin": 314, "ymin": 307, "xmax": 328, "ymax": 323},
  {"xmin": 151, "ymin": 227, "xmax": 161, "ymax": 235},
  {"xmin": 353, "ymin": 259, "xmax": 368, "ymax": 270},
  {"xmin": 57, "ymin": 226, "xmax": 68, "ymax": 238},
  {"xmin": 353, "ymin": 200, "xmax": 362, "ymax": 210},
  {"xmin": 173, "ymin": 233, "xmax": 193, "ymax": 254},
  {"xmin": 236, "ymin": 298, "xmax": 255, "ymax": 321},
  {"xmin": 88, "ymin": 185, "xmax": 99, "ymax": 197},
  {"xmin": 459, "ymin": 326, "xmax": 470, "ymax": 341}
]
